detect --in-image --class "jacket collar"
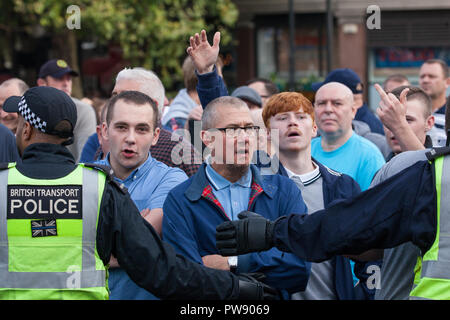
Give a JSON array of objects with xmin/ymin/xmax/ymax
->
[
  {"xmin": 185, "ymin": 163, "xmax": 276, "ymax": 201},
  {"xmin": 21, "ymin": 143, "xmax": 75, "ymax": 165},
  {"xmin": 424, "ymin": 134, "xmax": 433, "ymax": 148},
  {"xmin": 272, "ymin": 154, "xmax": 338, "ymax": 184},
  {"xmin": 16, "ymin": 143, "xmax": 77, "ymax": 179},
  {"xmin": 205, "ymin": 163, "xmax": 252, "ymax": 190},
  {"xmin": 101, "ymin": 152, "xmax": 154, "ymax": 184}
]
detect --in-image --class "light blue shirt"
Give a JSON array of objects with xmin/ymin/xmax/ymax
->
[
  {"xmin": 311, "ymin": 132, "xmax": 385, "ymax": 190},
  {"xmin": 205, "ymin": 163, "xmax": 252, "ymax": 221},
  {"xmin": 97, "ymin": 152, "xmax": 188, "ymax": 211},
  {"xmin": 95, "ymin": 152, "xmax": 188, "ymax": 300}
]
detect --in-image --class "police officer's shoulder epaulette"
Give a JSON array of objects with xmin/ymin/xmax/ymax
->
[
  {"xmin": 82, "ymin": 162, "xmax": 113, "ymax": 176},
  {"xmin": 426, "ymin": 146, "xmax": 450, "ymax": 161},
  {"xmin": 81, "ymin": 162, "xmax": 128, "ymax": 194}
]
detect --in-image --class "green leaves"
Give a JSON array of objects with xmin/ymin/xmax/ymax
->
[{"xmin": 1, "ymin": 0, "xmax": 238, "ymax": 93}]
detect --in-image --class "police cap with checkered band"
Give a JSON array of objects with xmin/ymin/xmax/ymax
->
[{"xmin": 3, "ymin": 86, "xmax": 77, "ymax": 141}]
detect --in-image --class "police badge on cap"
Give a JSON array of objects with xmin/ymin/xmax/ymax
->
[{"xmin": 38, "ymin": 59, "xmax": 79, "ymax": 79}]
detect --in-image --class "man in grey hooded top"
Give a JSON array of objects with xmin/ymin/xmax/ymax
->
[{"xmin": 162, "ymin": 56, "xmax": 223, "ymax": 131}]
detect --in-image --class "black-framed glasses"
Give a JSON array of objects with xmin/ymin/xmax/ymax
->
[{"xmin": 213, "ymin": 126, "xmax": 260, "ymax": 137}]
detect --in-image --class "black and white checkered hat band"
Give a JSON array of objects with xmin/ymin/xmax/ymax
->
[{"xmin": 18, "ymin": 96, "xmax": 47, "ymax": 133}]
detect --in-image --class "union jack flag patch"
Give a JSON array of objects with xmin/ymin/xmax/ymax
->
[{"xmin": 31, "ymin": 219, "xmax": 57, "ymax": 238}]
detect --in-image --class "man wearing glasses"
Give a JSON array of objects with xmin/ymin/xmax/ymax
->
[{"xmin": 162, "ymin": 95, "xmax": 312, "ymax": 299}]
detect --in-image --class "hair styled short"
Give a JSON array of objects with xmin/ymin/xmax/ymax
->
[
  {"xmin": 106, "ymin": 90, "xmax": 159, "ymax": 129},
  {"xmin": 382, "ymin": 74, "xmax": 409, "ymax": 91},
  {"xmin": 423, "ymin": 59, "xmax": 449, "ymax": 79},
  {"xmin": 246, "ymin": 78, "xmax": 279, "ymax": 96},
  {"xmin": 262, "ymin": 92, "xmax": 315, "ymax": 128},
  {"xmin": 202, "ymin": 96, "xmax": 248, "ymax": 130},
  {"xmin": 389, "ymin": 85, "xmax": 432, "ymax": 118}
]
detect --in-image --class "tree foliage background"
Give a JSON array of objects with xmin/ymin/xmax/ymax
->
[{"xmin": 0, "ymin": 0, "xmax": 238, "ymax": 95}]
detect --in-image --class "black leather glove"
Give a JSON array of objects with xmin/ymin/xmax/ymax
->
[
  {"xmin": 216, "ymin": 211, "xmax": 275, "ymax": 256},
  {"xmin": 237, "ymin": 273, "xmax": 279, "ymax": 300}
]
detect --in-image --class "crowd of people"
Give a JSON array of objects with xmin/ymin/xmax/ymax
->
[{"xmin": 0, "ymin": 28, "xmax": 449, "ymax": 300}]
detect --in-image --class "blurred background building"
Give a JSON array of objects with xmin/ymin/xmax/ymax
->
[
  {"xmin": 1, "ymin": 0, "xmax": 450, "ymax": 109},
  {"xmin": 232, "ymin": 0, "xmax": 450, "ymax": 108}
]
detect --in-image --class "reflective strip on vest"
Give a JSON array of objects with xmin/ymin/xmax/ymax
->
[
  {"xmin": 0, "ymin": 166, "xmax": 106, "ymax": 290},
  {"xmin": 410, "ymin": 155, "xmax": 450, "ymax": 300}
]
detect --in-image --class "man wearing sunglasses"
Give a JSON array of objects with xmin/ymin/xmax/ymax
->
[{"xmin": 162, "ymin": 95, "xmax": 312, "ymax": 299}]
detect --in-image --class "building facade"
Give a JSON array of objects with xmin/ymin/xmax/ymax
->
[{"xmin": 232, "ymin": 0, "xmax": 450, "ymax": 108}]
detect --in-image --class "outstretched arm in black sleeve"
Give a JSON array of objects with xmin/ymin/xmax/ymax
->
[
  {"xmin": 217, "ymin": 160, "xmax": 437, "ymax": 263},
  {"xmin": 96, "ymin": 181, "xmax": 277, "ymax": 300}
]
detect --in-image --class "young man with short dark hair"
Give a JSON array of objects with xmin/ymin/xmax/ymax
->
[
  {"xmin": 97, "ymin": 91, "xmax": 188, "ymax": 300},
  {"xmin": 419, "ymin": 58, "xmax": 449, "ymax": 146},
  {"xmin": 375, "ymin": 84, "xmax": 435, "ymax": 160}
]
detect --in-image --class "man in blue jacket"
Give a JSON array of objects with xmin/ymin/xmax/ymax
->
[
  {"xmin": 162, "ymin": 96, "xmax": 311, "ymax": 298},
  {"xmin": 184, "ymin": 29, "xmax": 373, "ymax": 299}
]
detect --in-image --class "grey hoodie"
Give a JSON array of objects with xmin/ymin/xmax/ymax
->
[
  {"xmin": 162, "ymin": 89, "xmax": 198, "ymax": 126},
  {"xmin": 352, "ymin": 120, "xmax": 391, "ymax": 160}
]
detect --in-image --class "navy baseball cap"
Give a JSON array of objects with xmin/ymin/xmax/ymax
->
[
  {"xmin": 231, "ymin": 86, "xmax": 262, "ymax": 108},
  {"xmin": 3, "ymin": 86, "xmax": 77, "ymax": 140},
  {"xmin": 38, "ymin": 59, "xmax": 79, "ymax": 79},
  {"xmin": 311, "ymin": 68, "xmax": 363, "ymax": 94}
]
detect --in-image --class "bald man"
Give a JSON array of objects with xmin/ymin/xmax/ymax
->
[
  {"xmin": 311, "ymin": 82, "xmax": 385, "ymax": 191},
  {"xmin": 0, "ymin": 78, "xmax": 29, "ymax": 134},
  {"xmin": 310, "ymin": 82, "xmax": 386, "ymax": 297}
]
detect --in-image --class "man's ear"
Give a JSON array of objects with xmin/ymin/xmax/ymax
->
[
  {"xmin": 151, "ymin": 127, "xmax": 160, "ymax": 146},
  {"xmin": 425, "ymin": 115, "xmax": 435, "ymax": 132},
  {"xmin": 22, "ymin": 121, "xmax": 33, "ymax": 142},
  {"xmin": 200, "ymin": 129, "xmax": 211, "ymax": 147},
  {"xmin": 201, "ymin": 129, "xmax": 222, "ymax": 150},
  {"xmin": 350, "ymin": 102, "xmax": 358, "ymax": 120},
  {"xmin": 311, "ymin": 121, "xmax": 318, "ymax": 138},
  {"xmin": 96, "ymin": 124, "xmax": 102, "ymax": 142},
  {"xmin": 36, "ymin": 78, "xmax": 47, "ymax": 87},
  {"xmin": 101, "ymin": 122, "xmax": 109, "ymax": 141}
]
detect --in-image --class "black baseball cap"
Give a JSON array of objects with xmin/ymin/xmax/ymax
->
[
  {"xmin": 3, "ymin": 86, "xmax": 77, "ymax": 140},
  {"xmin": 38, "ymin": 59, "xmax": 79, "ymax": 79},
  {"xmin": 311, "ymin": 68, "xmax": 364, "ymax": 94}
]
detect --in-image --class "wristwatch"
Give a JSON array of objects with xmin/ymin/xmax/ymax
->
[{"xmin": 228, "ymin": 256, "xmax": 238, "ymax": 273}]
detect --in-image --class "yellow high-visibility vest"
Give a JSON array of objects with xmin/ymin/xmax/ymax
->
[
  {"xmin": 0, "ymin": 163, "xmax": 108, "ymax": 300},
  {"xmin": 410, "ymin": 154, "xmax": 450, "ymax": 300}
]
